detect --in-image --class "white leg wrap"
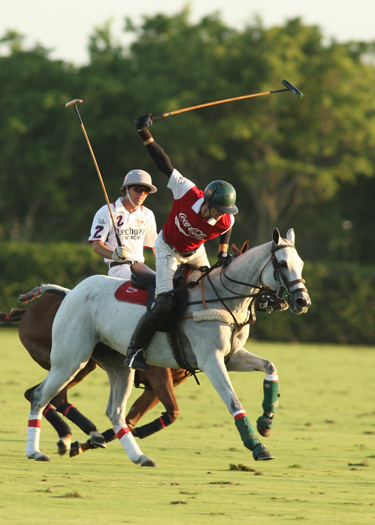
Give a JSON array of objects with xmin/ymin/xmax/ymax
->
[
  {"xmin": 26, "ymin": 414, "xmax": 41, "ymax": 457},
  {"xmin": 114, "ymin": 425, "xmax": 143, "ymax": 463},
  {"xmin": 265, "ymin": 374, "xmax": 279, "ymax": 381}
]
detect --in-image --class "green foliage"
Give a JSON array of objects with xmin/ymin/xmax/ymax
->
[
  {"xmin": 0, "ymin": 12, "xmax": 374, "ymax": 346},
  {"xmin": 252, "ymin": 261, "xmax": 375, "ymax": 345},
  {"xmin": 0, "ymin": 13, "xmax": 374, "ymax": 262}
]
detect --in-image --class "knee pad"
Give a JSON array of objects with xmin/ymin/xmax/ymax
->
[{"xmin": 146, "ymin": 293, "xmax": 176, "ymax": 329}]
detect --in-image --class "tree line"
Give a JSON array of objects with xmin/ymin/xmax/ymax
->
[
  {"xmin": 1, "ymin": 10, "xmax": 374, "ymax": 344},
  {"xmin": 0, "ymin": 10, "xmax": 374, "ymax": 263},
  {"xmin": 0, "ymin": 9, "xmax": 375, "ymax": 262}
]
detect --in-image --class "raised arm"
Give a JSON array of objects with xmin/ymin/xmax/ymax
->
[{"xmin": 135, "ymin": 114, "xmax": 173, "ymax": 178}]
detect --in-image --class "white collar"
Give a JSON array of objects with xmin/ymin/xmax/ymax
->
[{"xmin": 191, "ymin": 197, "xmax": 218, "ymax": 225}]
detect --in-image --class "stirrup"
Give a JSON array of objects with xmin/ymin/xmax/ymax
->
[{"xmin": 125, "ymin": 348, "xmax": 149, "ymax": 371}]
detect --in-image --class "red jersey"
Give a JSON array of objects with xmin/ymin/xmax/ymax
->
[{"xmin": 162, "ymin": 169, "xmax": 234, "ymax": 253}]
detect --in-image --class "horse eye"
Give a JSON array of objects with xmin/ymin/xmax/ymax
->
[{"xmin": 279, "ymin": 261, "xmax": 288, "ymax": 269}]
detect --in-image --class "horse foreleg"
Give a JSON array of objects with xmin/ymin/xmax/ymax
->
[
  {"xmin": 226, "ymin": 347, "xmax": 279, "ymax": 437},
  {"xmin": 128, "ymin": 367, "xmax": 181, "ymax": 439},
  {"xmin": 199, "ymin": 351, "xmax": 274, "ymax": 461},
  {"xmin": 104, "ymin": 365, "xmax": 157, "ymax": 467},
  {"xmin": 126, "ymin": 390, "xmax": 160, "ymax": 432}
]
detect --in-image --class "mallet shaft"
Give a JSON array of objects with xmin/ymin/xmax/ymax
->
[
  {"xmin": 152, "ymin": 80, "xmax": 303, "ymax": 120},
  {"xmin": 65, "ymin": 99, "xmax": 122, "ymax": 247}
]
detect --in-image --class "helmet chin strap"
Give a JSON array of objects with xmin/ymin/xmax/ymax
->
[
  {"xmin": 126, "ymin": 191, "xmax": 137, "ymax": 208},
  {"xmin": 205, "ymin": 203, "xmax": 219, "ymax": 225}
]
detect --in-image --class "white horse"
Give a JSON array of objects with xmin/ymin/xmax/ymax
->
[{"xmin": 26, "ymin": 228, "xmax": 310, "ymax": 465}]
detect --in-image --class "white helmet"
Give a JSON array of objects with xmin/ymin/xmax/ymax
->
[{"xmin": 122, "ymin": 169, "xmax": 157, "ymax": 193}]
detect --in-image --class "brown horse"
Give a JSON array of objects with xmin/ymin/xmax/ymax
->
[{"xmin": 1, "ymin": 291, "xmax": 189, "ymax": 457}]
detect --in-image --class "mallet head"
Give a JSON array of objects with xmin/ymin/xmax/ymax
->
[
  {"xmin": 281, "ymin": 80, "xmax": 303, "ymax": 98},
  {"xmin": 65, "ymin": 99, "xmax": 83, "ymax": 108}
]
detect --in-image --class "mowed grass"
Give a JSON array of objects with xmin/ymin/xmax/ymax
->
[{"xmin": 0, "ymin": 327, "xmax": 374, "ymax": 524}]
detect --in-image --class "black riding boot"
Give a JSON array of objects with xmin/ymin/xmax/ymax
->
[
  {"xmin": 125, "ymin": 315, "xmax": 155, "ymax": 371},
  {"xmin": 125, "ymin": 293, "xmax": 176, "ymax": 371}
]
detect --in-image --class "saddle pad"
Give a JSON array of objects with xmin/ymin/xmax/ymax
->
[{"xmin": 114, "ymin": 281, "xmax": 148, "ymax": 305}]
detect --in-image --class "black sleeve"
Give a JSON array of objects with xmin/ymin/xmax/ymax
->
[
  {"xmin": 145, "ymin": 141, "xmax": 174, "ymax": 178},
  {"xmin": 220, "ymin": 228, "xmax": 232, "ymax": 246},
  {"xmin": 137, "ymin": 129, "xmax": 173, "ymax": 177}
]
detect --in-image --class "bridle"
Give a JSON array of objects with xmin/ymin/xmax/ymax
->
[
  {"xmin": 259, "ymin": 242, "xmax": 308, "ymax": 302},
  {"xmin": 185, "ymin": 240, "xmax": 308, "ymax": 328},
  {"xmin": 204, "ymin": 241, "xmax": 308, "ymax": 320}
]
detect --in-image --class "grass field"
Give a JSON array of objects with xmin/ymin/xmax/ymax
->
[{"xmin": 0, "ymin": 327, "xmax": 374, "ymax": 524}]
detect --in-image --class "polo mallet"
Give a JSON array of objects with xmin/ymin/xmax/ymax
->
[
  {"xmin": 65, "ymin": 99, "xmax": 122, "ymax": 248},
  {"xmin": 151, "ymin": 79, "xmax": 303, "ymax": 120}
]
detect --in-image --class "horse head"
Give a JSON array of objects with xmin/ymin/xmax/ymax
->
[{"xmin": 260, "ymin": 228, "xmax": 311, "ymax": 315}]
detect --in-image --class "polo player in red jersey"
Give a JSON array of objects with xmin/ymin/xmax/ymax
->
[{"xmin": 125, "ymin": 114, "xmax": 239, "ymax": 371}]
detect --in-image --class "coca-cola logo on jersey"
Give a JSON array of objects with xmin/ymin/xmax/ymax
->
[{"xmin": 176, "ymin": 213, "xmax": 207, "ymax": 240}]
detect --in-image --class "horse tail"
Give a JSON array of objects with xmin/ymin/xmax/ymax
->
[
  {"xmin": 18, "ymin": 284, "xmax": 71, "ymax": 303},
  {"xmin": 0, "ymin": 308, "xmax": 27, "ymax": 323}
]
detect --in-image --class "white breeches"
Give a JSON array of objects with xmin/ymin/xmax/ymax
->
[
  {"xmin": 108, "ymin": 264, "xmax": 132, "ymax": 280},
  {"xmin": 154, "ymin": 233, "xmax": 209, "ymax": 296}
]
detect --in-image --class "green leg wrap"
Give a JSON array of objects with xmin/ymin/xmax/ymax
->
[
  {"xmin": 235, "ymin": 415, "xmax": 259, "ymax": 451},
  {"xmin": 262, "ymin": 379, "xmax": 279, "ymax": 414}
]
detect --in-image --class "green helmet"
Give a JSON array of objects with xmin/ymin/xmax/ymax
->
[{"xmin": 204, "ymin": 180, "xmax": 238, "ymax": 215}]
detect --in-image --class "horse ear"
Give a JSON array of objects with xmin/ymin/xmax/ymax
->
[
  {"xmin": 272, "ymin": 228, "xmax": 280, "ymax": 244},
  {"xmin": 231, "ymin": 240, "xmax": 249, "ymax": 256},
  {"xmin": 286, "ymin": 228, "xmax": 295, "ymax": 245},
  {"xmin": 231, "ymin": 243, "xmax": 240, "ymax": 255},
  {"xmin": 240, "ymin": 240, "xmax": 249, "ymax": 254}
]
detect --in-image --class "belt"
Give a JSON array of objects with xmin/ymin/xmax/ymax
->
[
  {"xmin": 161, "ymin": 232, "xmax": 198, "ymax": 258},
  {"xmin": 109, "ymin": 260, "xmax": 139, "ymax": 268}
]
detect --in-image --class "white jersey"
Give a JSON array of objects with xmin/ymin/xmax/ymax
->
[{"xmin": 88, "ymin": 197, "xmax": 157, "ymax": 264}]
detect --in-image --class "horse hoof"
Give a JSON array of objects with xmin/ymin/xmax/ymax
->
[
  {"xmin": 252, "ymin": 443, "xmax": 274, "ymax": 461},
  {"xmin": 256, "ymin": 414, "xmax": 273, "ymax": 437},
  {"xmin": 138, "ymin": 455, "xmax": 157, "ymax": 467},
  {"xmin": 89, "ymin": 435, "xmax": 106, "ymax": 449},
  {"xmin": 28, "ymin": 451, "xmax": 50, "ymax": 462},
  {"xmin": 69, "ymin": 441, "xmax": 82, "ymax": 457},
  {"xmin": 57, "ymin": 436, "xmax": 71, "ymax": 456},
  {"xmin": 257, "ymin": 426, "xmax": 272, "ymax": 437}
]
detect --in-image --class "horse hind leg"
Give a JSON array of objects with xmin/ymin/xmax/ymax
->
[
  {"xmin": 24, "ymin": 384, "xmax": 72, "ymax": 458},
  {"xmin": 104, "ymin": 365, "xmax": 157, "ymax": 467},
  {"xmin": 27, "ymin": 364, "xmax": 88, "ymax": 461}
]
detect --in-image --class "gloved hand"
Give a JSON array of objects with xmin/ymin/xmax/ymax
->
[
  {"xmin": 135, "ymin": 114, "xmax": 153, "ymax": 131},
  {"xmin": 217, "ymin": 251, "xmax": 233, "ymax": 266},
  {"xmin": 112, "ymin": 246, "xmax": 127, "ymax": 262}
]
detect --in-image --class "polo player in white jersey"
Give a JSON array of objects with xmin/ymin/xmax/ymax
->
[{"xmin": 89, "ymin": 169, "xmax": 157, "ymax": 280}]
